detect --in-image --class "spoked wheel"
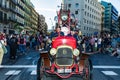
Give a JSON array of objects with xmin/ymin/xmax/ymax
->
[
  {"xmin": 37, "ymin": 57, "xmax": 53, "ymax": 80},
  {"xmin": 83, "ymin": 59, "xmax": 92, "ymax": 80}
]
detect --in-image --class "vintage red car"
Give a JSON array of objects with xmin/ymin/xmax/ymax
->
[{"xmin": 37, "ymin": 36, "xmax": 92, "ymax": 80}]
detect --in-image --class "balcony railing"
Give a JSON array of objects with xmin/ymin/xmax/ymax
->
[
  {"xmin": 0, "ymin": 4, "xmax": 9, "ymax": 10},
  {"xmin": 11, "ymin": 0, "xmax": 17, "ymax": 5}
]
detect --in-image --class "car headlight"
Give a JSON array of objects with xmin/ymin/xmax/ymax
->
[
  {"xmin": 73, "ymin": 49, "xmax": 80, "ymax": 56},
  {"xmin": 50, "ymin": 48, "xmax": 57, "ymax": 56}
]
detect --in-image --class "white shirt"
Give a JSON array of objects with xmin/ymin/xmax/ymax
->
[{"xmin": 98, "ymin": 38, "xmax": 102, "ymax": 44}]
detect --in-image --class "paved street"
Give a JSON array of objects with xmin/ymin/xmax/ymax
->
[{"xmin": 0, "ymin": 50, "xmax": 120, "ymax": 80}]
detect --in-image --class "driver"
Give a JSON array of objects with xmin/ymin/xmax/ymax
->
[{"xmin": 49, "ymin": 26, "xmax": 64, "ymax": 41}]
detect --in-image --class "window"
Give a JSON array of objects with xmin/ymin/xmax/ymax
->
[
  {"xmin": 85, "ymin": 11, "xmax": 86, "ymax": 16},
  {"xmin": 88, "ymin": 6, "xmax": 89, "ymax": 10},
  {"xmin": 84, "ymin": 19, "xmax": 86, "ymax": 23},
  {"xmin": 75, "ymin": 3, "xmax": 79, "ymax": 8},
  {"xmin": 84, "ymin": 26, "xmax": 86, "ymax": 30},
  {"xmin": 4, "ymin": 13, "xmax": 7, "ymax": 21},
  {"xmin": 90, "ymin": 7, "xmax": 91, "ymax": 11},
  {"xmin": 68, "ymin": 4, "xmax": 71, "ymax": 8},
  {"xmin": 87, "ymin": 20, "xmax": 89, "ymax": 24},
  {"xmin": 0, "ymin": 11, "xmax": 3, "ymax": 22},
  {"xmin": 75, "ymin": 11, "xmax": 78, "ymax": 14},
  {"xmin": 87, "ymin": 13, "xmax": 89, "ymax": 17},
  {"xmin": 90, "ymin": 14, "xmax": 91, "ymax": 18}
]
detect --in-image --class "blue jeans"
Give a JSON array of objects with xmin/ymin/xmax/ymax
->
[{"xmin": 19, "ymin": 44, "xmax": 26, "ymax": 53}]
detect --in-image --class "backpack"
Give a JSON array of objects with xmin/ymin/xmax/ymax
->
[{"xmin": 20, "ymin": 38, "xmax": 24, "ymax": 44}]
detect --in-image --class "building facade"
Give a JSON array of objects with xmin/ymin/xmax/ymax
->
[
  {"xmin": 0, "ymin": 0, "xmax": 10, "ymax": 33},
  {"xmin": 38, "ymin": 15, "xmax": 48, "ymax": 34},
  {"xmin": 0, "ymin": 0, "xmax": 39, "ymax": 34},
  {"xmin": 9, "ymin": 0, "xmax": 25, "ymax": 34},
  {"xmin": 63, "ymin": 0, "xmax": 102, "ymax": 36},
  {"xmin": 101, "ymin": 1, "xmax": 118, "ymax": 34},
  {"xmin": 30, "ymin": 3, "xmax": 39, "ymax": 32}
]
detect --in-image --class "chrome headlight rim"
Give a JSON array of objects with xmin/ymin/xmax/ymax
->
[
  {"xmin": 73, "ymin": 49, "xmax": 80, "ymax": 56},
  {"xmin": 50, "ymin": 48, "xmax": 57, "ymax": 56}
]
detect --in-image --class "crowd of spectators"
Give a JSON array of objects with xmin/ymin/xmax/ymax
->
[{"xmin": 0, "ymin": 30, "xmax": 120, "ymax": 64}]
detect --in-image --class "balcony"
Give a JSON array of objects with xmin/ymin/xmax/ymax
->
[
  {"xmin": 10, "ymin": 7, "xmax": 17, "ymax": 13},
  {"xmin": 16, "ymin": 11, "xmax": 24, "ymax": 19},
  {"xmin": 11, "ymin": 0, "xmax": 17, "ymax": 5},
  {"xmin": 21, "ymin": 0, "xmax": 25, "ymax": 3},
  {"xmin": 9, "ymin": 17, "xmax": 17, "ymax": 23},
  {"xmin": 0, "ymin": 4, "xmax": 9, "ymax": 11},
  {"xmin": 17, "ymin": 3, "xmax": 24, "ymax": 10},
  {"xmin": 0, "ymin": 18, "xmax": 9, "ymax": 24}
]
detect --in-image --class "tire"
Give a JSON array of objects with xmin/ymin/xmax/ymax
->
[
  {"xmin": 37, "ymin": 57, "xmax": 42, "ymax": 80},
  {"xmin": 83, "ymin": 58, "xmax": 92, "ymax": 80},
  {"xmin": 37, "ymin": 57, "xmax": 46, "ymax": 80}
]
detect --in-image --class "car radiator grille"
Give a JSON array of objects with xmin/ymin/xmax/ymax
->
[{"xmin": 56, "ymin": 47, "xmax": 73, "ymax": 66}]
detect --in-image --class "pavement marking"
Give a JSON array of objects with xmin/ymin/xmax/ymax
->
[
  {"xmin": 1, "ymin": 65, "xmax": 120, "ymax": 69},
  {"xmin": 5, "ymin": 70, "xmax": 21, "ymax": 75},
  {"xmin": 93, "ymin": 66, "xmax": 120, "ymax": 69},
  {"xmin": 102, "ymin": 71, "xmax": 118, "ymax": 76},
  {"xmin": 31, "ymin": 70, "xmax": 36, "ymax": 75},
  {"xmin": 0, "ymin": 65, "xmax": 36, "ymax": 68}
]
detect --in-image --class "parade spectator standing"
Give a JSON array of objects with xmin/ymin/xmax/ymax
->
[
  {"xmin": 111, "ymin": 44, "xmax": 120, "ymax": 59},
  {"xmin": 25, "ymin": 34, "xmax": 30, "ymax": 52},
  {"xmin": 0, "ymin": 32, "xmax": 6, "ymax": 64},
  {"xmin": 18, "ymin": 35, "xmax": 26, "ymax": 55},
  {"xmin": 38, "ymin": 34, "xmax": 44, "ymax": 50},
  {"xmin": 94, "ymin": 36, "xmax": 98, "ymax": 51},
  {"xmin": 90, "ymin": 36, "xmax": 95, "ymax": 52},
  {"xmin": 34, "ymin": 34, "xmax": 39, "ymax": 50},
  {"xmin": 111, "ymin": 35, "xmax": 117, "ymax": 49},
  {"xmin": 29, "ymin": 34, "xmax": 34, "ymax": 49},
  {"xmin": 9, "ymin": 34, "xmax": 18, "ymax": 60},
  {"xmin": 97, "ymin": 36, "xmax": 102, "ymax": 52}
]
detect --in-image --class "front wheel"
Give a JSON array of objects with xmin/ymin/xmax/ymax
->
[
  {"xmin": 83, "ymin": 59, "xmax": 93, "ymax": 80},
  {"xmin": 37, "ymin": 57, "xmax": 52, "ymax": 80},
  {"xmin": 37, "ymin": 57, "xmax": 46, "ymax": 80}
]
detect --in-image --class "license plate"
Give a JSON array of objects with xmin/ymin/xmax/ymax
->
[
  {"xmin": 57, "ymin": 69, "xmax": 72, "ymax": 73},
  {"xmin": 65, "ymin": 69, "xmax": 72, "ymax": 73}
]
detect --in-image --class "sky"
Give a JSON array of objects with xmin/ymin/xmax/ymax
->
[{"xmin": 31, "ymin": 0, "xmax": 120, "ymax": 30}]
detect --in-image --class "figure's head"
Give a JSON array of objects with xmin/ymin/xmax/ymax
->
[
  {"xmin": 55, "ymin": 26, "xmax": 61, "ymax": 32},
  {"xmin": 70, "ymin": 27, "xmax": 75, "ymax": 35}
]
